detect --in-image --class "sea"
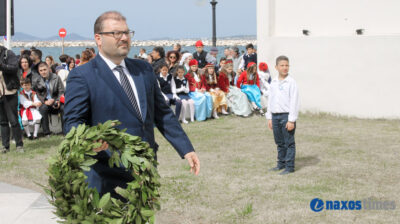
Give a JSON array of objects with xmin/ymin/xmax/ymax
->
[{"xmin": 10, "ymin": 45, "xmax": 248, "ymax": 63}]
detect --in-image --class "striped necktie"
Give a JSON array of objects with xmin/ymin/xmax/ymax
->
[{"xmin": 114, "ymin": 65, "xmax": 143, "ymax": 121}]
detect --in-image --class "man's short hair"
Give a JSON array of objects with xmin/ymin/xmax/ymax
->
[
  {"xmin": 38, "ymin": 61, "xmax": 49, "ymax": 68},
  {"xmin": 94, "ymin": 11, "xmax": 126, "ymax": 34},
  {"xmin": 276, "ymin": 55, "xmax": 289, "ymax": 65},
  {"xmin": 245, "ymin": 43, "xmax": 254, "ymax": 50},
  {"xmin": 174, "ymin": 43, "xmax": 181, "ymax": 50},
  {"xmin": 32, "ymin": 49, "xmax": 42, "ymax": 60},
  {"xmin": 59, "ymin": 54, "xmax": 69, "ymax": 63},
  {"xmin": 89, "ymin": 47, "xmax": 96, "ymax": 54},
  {"xmin": 21, "ymin": 50, "xmax": 31, "ymax": 57},
  {"xmin": 230, "ymin": 46, "xmax": 239, "ymax": 54},
  {"xmin": 153, "ymin": 46, "xmax": 165, "ymax": 58}
]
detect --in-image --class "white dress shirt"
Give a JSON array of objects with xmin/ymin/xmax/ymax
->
[
  {"xmin": 266, "ymin": 75, "xmax": 299, "ymax": 122},
  {"xmin": 99, "ymin": 53, "xmax": 141, "ymax": 114}
]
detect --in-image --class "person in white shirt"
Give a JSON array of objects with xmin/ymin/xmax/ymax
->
[
  {"xmin": 266, "ymin": 56, "xmax": 299, "ymax": 175},
  {"xmin": 138, "ymin": 48, "xmax": 147, "ymax": 60},
  {"xmin": 171, "ymin": 66, "xmax": 195, "ymax": 123},
  {"xmin": 258, "ymin": 62, "xmax": 271, "ymax": 110}
]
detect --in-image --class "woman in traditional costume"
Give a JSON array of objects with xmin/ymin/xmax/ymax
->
[
  {"xmin": 236, "ymin": 62, "xmax": 263, "ymax": 114},
  {"xmin": 185, "ymin": 59, "xmax": 213, "ymax": 121},
  {"xmin": 218, "ymin": 60, "xmax": 252, "ymax": 117},
  {"xmin": 203, "ymin": 63, "xmax": 228, "ymax": 119}
]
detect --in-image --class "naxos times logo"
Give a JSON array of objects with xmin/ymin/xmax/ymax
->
[{"xmin": 310, "ymin": 198, "xmax": 396, "ymax": 212}]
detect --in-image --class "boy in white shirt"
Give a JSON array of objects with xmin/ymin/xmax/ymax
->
[{"xmin": 266, "ymin": 56, "xmax": 299, "ymax": 175}]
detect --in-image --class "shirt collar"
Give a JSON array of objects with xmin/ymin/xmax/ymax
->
[
  {"xmin": 272, "ymin": 74, "xmax": 291, "ymax": 83},
  {"xmin": 159, "ymin": 73, "xmax": 168, "ymax": 80},
  {"xmin": 99, "ymin": 52, "xmax": 127, "ymax": 71}
]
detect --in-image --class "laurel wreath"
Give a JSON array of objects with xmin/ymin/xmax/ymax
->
[{"xmin": 44, "ymin": 120, "xmax": 160, "ymax": 224}]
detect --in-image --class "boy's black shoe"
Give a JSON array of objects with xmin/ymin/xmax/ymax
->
[
  {"xmin": 279, "ymin": 170, "xmax": 294, "ymax": 175},
  {"xmin": 269, "ymin": 166, "xmax": 285, "ymax": 171},
  {"xmin": 28, "ymin": 136, "xmax": 33, "ymax": 140},
  {"xmin": 0, "ymin": 147, "xmax": 9, "ymax": 154}
]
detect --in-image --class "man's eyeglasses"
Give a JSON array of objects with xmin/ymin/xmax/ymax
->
[{"xmin": 98, "ymin": 30, "xmax": 135, "ymax": 39}]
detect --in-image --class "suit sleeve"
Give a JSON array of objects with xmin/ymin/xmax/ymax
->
[
  {"xmin": 151, "ymin": 66, "xmax": 194, "ymax": 158},
  {"xmin": 63, "ymin": 69, "xmax": 90, "ymax": 134}
]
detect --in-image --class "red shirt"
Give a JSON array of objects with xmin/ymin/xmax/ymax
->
[
  {"xmin": 185, "ymin": 73, "xmax": 206, "ymax": 92},
  {"xmin": 236, "ymin": 71, "xmax": 260, "ymax": 88},
  {"xmin": 203, "ymin": 74, "xmax": 218, "ymax": 91},
  {"xmin": 218, "ymin": 72, "xmax": 230, "ymax": 93}
]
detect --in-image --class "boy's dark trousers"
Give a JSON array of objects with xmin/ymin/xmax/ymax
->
[{"xmin": 272, "ymin": 113, "xmax": 296, "ymax": 172}]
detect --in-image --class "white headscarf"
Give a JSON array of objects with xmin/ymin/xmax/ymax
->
[
  {"xmin": 179, "ymin": 53, "xmax": 192, "ymax": 65},
  {"xmin": 179, "ymin": 52, "xmax": 193, "ymax": 72}
]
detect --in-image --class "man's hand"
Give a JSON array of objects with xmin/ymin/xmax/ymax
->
[
  {"xmin": 268, "ymin": 120, "xmax": 272, "ymax": 130},
  {"xmin": 45, "ymin": 99, "xmax": 55, "ymax": 106},
  {"xmin": 286, "ymin": 121, "xmax": 295, "ymax": 131},
  {"xmin": 184, "ymin": 152, "xmax": 200, "ymax": 175},
  {"xmin": 93, "ymin": 139, "xmax": 109, "ymax": 152}
]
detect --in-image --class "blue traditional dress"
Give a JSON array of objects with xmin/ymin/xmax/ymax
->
[
  {"xmin": 185, "ymin": 72, "xmax": 212, "ymax": 121},
  {"xmin": 237, "ymin": 71, "xmax": 262, "ymax": 109}
]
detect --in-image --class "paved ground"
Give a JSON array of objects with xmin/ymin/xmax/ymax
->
[{"xmin": 0, "ymin": 182, "xmax": 59, "ymax": 224}]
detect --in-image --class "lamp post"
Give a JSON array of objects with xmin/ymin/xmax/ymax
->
[
  {"xmin": 210, "ymin": 0, "xmax": 217, "ymax": 47},
  {"xmin": 6, "ymin": 0, "xmax": 11, "ymax": 49}
]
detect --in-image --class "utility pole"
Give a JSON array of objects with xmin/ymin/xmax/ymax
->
[
  {"xmin": 210, "ymin": 0, "xmax": 218, "ymax": 47},
  {"xmin": 6, "ymin": 0, "xmax": 11, "ymax": 49}
]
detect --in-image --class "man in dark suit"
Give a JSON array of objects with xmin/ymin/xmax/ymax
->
[{"xmin": 63, "ymin": 11, "xmax": 200, "ymax": 197}]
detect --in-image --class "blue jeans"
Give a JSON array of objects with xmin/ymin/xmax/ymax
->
[{"xmin": 272, "ymin": 113, "xmax": 296, "ymax": 171}]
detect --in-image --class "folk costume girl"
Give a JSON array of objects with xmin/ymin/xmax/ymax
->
[
  {"xmin": 219, "ymin": 61, "xmax": 252, "ymax": 117},
  {"xmin": 185, "ymin": 59, "xmax": 213, "ymax": 121},
  {"xmin": 258, "ymin": 62, "xmax": 271, "ymax": 110},
  {"xmin": 171, "ymin": 66, "xmax": 195, "ymax": 123},
  {"xmin": 19, "ymin": 78, "xmax": 42, "ymax": 139},
  {"xmin": 237, "ymin": 62, "xmax": 263, "ymax": 113},
  {"xmin": 179, "ymin": 52, "xmax": 193, "ymax": 75},
  {"xmin": 203, "ymin": 63, "xmax": 228, "ymax": 119}
]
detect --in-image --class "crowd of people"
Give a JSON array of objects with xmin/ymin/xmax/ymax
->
[
  {"xmin": 136, "ymin": 41, "xmax": 272, "ymax": 124},
  {"xmin": 0, "ymin": 46, "xmax": 96, "ymax": 152},
  {"xmin": 0, "ymin": 41, "xmax": 271, "ymax": 152}
]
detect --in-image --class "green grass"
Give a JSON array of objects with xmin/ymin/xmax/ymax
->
[{"xmin": 0, "ymin": 112, "xmax": 399, "ymax": 223}]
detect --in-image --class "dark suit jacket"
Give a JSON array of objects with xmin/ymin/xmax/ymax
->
[{"xmin": 63, "ymin": 55, "xmax": 194, "ymax": 196}]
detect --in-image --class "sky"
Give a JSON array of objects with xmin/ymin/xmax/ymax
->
[{"xmin": 14, "ymin": 0, "xmax": 256, "ymax": 40}]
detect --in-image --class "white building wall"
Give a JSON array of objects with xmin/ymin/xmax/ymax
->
[
  {"xmin": 257, "ymin": 0, "xmax": 400, "ymax": 119},
  {"xmin": 274, "ymin": 0, "xmax": 400, "ymax": 37}
]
